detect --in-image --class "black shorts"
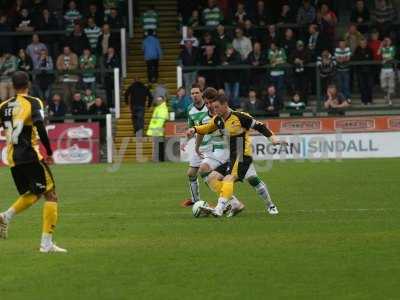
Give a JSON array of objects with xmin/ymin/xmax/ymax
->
[
  {"xmin": 215, "ymin": 155, "xmax": 253, "ymax": 182},
  {"xmin": 11, "ymin": 161, "xmax": 55, "ymax": 195}
]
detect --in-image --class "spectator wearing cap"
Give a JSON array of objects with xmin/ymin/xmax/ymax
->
[
  {"xmin": 324, "ymin": 84, "xmax": 350, "ymax": 115},
  {"xmin": 268, "ymin": 42, "xmax": 287, "ymax": 96},
  {"xmin": 232, "ymin": 27, "xmax": 252, "ymax": 61},
  {"xmin": 222, "ymin": 44, "xmax": 241, "ymax": 109},
  {"xmin": 179, "ymin": 40, "xmax": 199, "ymax": 94},
  {"xmin": 264, "ymin": 85, "xmax": 282, "ymax": 117},
  {"xmin": 350, "ymin": 0, "xmax": 370, "ymax": 33},
  {"xmin": 290, "ymin": 40, "xmax": 311, "ymax": 100},
  {"xmin": 202, "ymin": 0, "xmax": 223, "ymax": 27},
  {"xmin": 180, "ymin": 27, "xmax": 199, "ymax": 48},
  {"xmin": 142, "ymin": 30, "xmax": 162, "ymax": 83},
  {"xmin": 64, "ymin": 0, "xmax": 82, "ymax": 32},
  {"xmin": 141, "ymin": 5, "xmax": 159, "ymax": 35}
]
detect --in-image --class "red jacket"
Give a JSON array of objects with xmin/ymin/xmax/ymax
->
[{"xmin": 369, "ymin": 40, "xmax": 382, "ymax": 61}]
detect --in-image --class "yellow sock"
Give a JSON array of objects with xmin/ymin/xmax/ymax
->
[
  {"xmin": 42, "ymin": 202, "xmax": 58, "ymax": 234},
  {"xmin": 11, "ymin": 193, "xmax": 39, "ymax": 214},
  {"xmin": 208, "ymin": 177, "xmax": 223, "ymax": 193},
  {"xmin": 220, "ymin": 181, "xmax": 234, "ymax": 199}
]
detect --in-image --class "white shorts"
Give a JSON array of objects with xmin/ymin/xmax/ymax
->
[{"xmin": 189, "ymin": 149, "xmax": 228, "ymax": 170}]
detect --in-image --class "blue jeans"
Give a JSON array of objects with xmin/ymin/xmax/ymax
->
[
  {"xmin": 224, "ymin": 82, "xmax": 240, "ymax": 108},
  {"xmin": 336, "ymin": 71, "xmax": 351, "ymax": 100}
]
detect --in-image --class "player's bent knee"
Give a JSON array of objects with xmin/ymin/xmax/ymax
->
[{"xmin": 44, "ymin": 190, "xmax": 58, "ymax": 202}]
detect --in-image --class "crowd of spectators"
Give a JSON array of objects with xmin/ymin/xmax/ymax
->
[
  {"xmin": 175, "ymin": 0, "xmax": 400, "ymax": 117},
  {"xmin": 0, "ymin": 0, "xmax": 125, "ymax": 121}
]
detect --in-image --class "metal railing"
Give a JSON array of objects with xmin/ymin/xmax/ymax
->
[{"xmin": 177, "ymin": 60, "xmax": 400, "ymax": 116}]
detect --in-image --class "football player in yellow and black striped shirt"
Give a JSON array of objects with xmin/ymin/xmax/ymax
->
[
  {"xmin": 187, "ymin": 94, "xmax": 282, "ymax": 217},
  {"xmin": 0, "ymin": 71, "xmax": 67, "ymax": 253}
]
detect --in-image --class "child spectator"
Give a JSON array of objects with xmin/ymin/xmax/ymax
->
[
  {"xmin": 82, "ymin": 88, "xmax": 96, "ymax": 108},
  {"xmin": 378, "ymin": 37, "xmax": 396, "ymax": 105},
  {"xmin": 171, "ymin": 87, "xmax": 192, "ymax": 119},
  {"xmin": 287, "ymin": 92, "xmax": 306, "ymax": 116},
  {"xmin": 64, "ymin": 1, "xmax": 82, "ymax": 32}
]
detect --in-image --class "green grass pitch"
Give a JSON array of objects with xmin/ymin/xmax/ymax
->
[{"xmin": 0, "ymin": 159, "xmax": 399, "ymax": 300}]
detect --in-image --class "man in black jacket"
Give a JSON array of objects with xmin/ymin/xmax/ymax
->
[
  {"xmin": 125, "ymin": 77, "xmax": 153, "ymax": 137},
  {"xmin": 179, "ymin": 40, "xmax": 198, "ymax": 94},
  {"xmin": 353, "ymin": 38, "xmax": 374, "ymax": 105}
]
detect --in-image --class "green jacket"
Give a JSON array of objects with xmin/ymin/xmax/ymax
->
[{"xmin": 147, "ymin": 102, "xmax": 169, "ymax": 137}]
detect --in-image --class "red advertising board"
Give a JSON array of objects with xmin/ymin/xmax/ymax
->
[
  {"xmin": 0, "ymin": 123, "xmax": 100, "ymax": 166},
  {"xmin": 165, "ymin": 115, "xmax": 400, "ymax": 137}
]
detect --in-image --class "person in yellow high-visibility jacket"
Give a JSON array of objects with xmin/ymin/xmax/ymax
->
[{"xmin": 146, "ymin": 96, "xmax": 169, "ymax": 161}]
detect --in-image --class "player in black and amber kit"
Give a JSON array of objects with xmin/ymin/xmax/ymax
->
[
  {"xmin": 0, "ymin": 71, "xmax": 67, "ymax": 253},
  {"xmin": 186, "ymin": 94, "xmax": 282, "ymax": 217}
]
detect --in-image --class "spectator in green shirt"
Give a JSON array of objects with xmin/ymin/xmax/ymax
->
[{"xmin": 79, "ymin": 48, "xmax": 97, "ymax": 90}]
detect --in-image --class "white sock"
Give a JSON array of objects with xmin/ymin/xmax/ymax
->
[
  {"xmin": 41, "ymin": 233, "xmax": 53, "ymax": 248},
  {"xmin": 215, "ymin": 197, "xmax": 228, "ymax": 214},
  {"xmin": 2, "ymin": 208, "xmax": 16, "ymax": 224},
  {"xmin": 230, "ymin": 196, "xmax": 241, "ymax": 210},
  {"xmin": 254, "ymin": 182, "xmax": 274, "ymax": 207},
  {"xmin": 189, "ymin": 176, "xmax": 201, "ymax": 203}
]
